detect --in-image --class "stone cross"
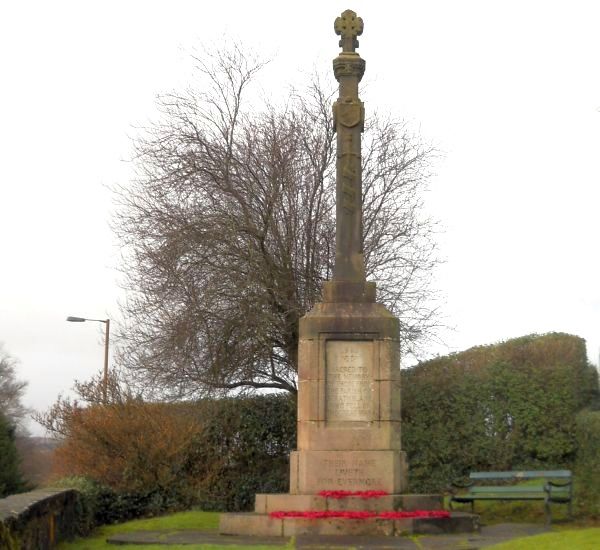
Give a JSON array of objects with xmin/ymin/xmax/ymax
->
[
  {"xmin": 332, "ymin": 9, "xmax": 366, "ymax": 283},
  {"xmin": 334, "ymin": 9, "xmax": 363, "ymax": 52}
]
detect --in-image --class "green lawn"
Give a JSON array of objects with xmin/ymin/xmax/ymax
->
[
  {"xmin": 449, "ymin": 498, "xmax": 572, "ymax": 524},
  {"xmin": 56, "ymin": 510, "xmax": 292, "ymax": 550},
  {"xmin": 488, "ymin": 527, "xmax": 600, "ymax": 549},
  {"xmin": 56, "ymin": 507, "xmax": 600, "ymax": 549}
]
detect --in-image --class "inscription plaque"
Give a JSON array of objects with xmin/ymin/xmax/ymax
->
[{"xmin": 326, "ymin": 340, "xmax": 372, "ymax": 422}]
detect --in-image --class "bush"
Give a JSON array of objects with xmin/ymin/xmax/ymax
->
[
  {"xmin": 49, "ymin": 400, "xmax": 206, "ymax": 522},
  {"xmin": 49, "ymin": 475, "xmax": 177, "ymax": 532},
  {"xmin": 49, "ymin": 394, "xmax": 296, "ymax": 519},
  {"xmin": 574, "ymin": 411, "xmax": 600, "ymax": 517},
  {"xmin": 402, "ymin": 333, "xmax": 598, "ymax": 492},
  {"xmin": 0, "ymin": 413, "xmax": 25, "ymax": 497},
  {"xmin": 52, "ymin": 401, "xmax": 204, "ymax": 500},
  {"xmin": 194, "ymin": 394, "xmax": 296, "ymax": 511}
]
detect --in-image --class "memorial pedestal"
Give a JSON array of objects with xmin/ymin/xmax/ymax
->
[
  {"xmin": 291, "ymin": 282, "xmax": 408, "ymax": 495},
  {"xmin": 219, "ymin": 283, "xmax": 478, "ymax": 537}
]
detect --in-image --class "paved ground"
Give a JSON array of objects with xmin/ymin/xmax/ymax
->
[{"xmin": 107, "ymin": 523, "xmax": 550, "ymax": 548}]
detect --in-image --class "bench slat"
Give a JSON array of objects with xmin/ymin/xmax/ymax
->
[
  {"xmin": 454, "ymin": 494, "xmax": 547, "ymax": 501},
  {"xmin": 469, "ymin": 470, "xmax": 571, "ymax": 480},
  {"xmin": 469, "ymin": 485, "xmax": 546, "ymax": 495},
  {"xmin": 466, "ymin": 490, "xmax": 569, "ymax": 496}
]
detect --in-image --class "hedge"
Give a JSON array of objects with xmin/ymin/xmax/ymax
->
[
  {"xmin": 50, "ymin": 332, "xmax": 598, "ymax": 518},
  {"xmin": 574, "ymin": 411, "xmax": 600, "ymax": 517},
  {"xmin": 193, "ymin": 394, "xmax": 296, "ymax": 511},
  {"xmin": 0, "ymin": 413, "xmax": 25, "ymax": 498},
  {"xmin": 401, "ymin": 333, "xmax": 599, "ymax": 492},
  {"xmin": 51, "ymin": 394, "xmax": 296, "ymax": 519}
]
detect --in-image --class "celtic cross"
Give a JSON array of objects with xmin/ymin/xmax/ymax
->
[{"xmin": 334, "ymin": 9, "xmax": 363, "ymax": 53}]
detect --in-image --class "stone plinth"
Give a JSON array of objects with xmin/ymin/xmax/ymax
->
[{"xmin": 292, "ymin": 282, "xmax": 408, "ymax": 495}]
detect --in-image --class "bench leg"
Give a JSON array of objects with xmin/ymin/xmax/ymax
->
[{"xmin": 544, "ymin": 501, "xmax": 551, "ymax": 526}]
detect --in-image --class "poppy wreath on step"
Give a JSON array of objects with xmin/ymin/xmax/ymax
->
[
  {"xmin": 269, "ymin": 510, "xmax": 450, "ymax": 519},
  {"xmin": 269, "ymin": 490, "xmax": 450, "ymax": 520}
]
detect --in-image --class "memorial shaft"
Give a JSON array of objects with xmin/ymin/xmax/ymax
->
[{"xmin": 333, "ymin": 9, "xmax": 366, "ymax": 282}]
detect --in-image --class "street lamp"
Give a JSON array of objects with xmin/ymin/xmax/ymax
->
[{"xmin": 66, "ymin": 316, "xmax": 110, "ymax": 403}]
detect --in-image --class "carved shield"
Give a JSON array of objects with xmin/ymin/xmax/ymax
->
[{"xmin": 337, "ymin": 101, "xmax": 362, "ymax": 128}]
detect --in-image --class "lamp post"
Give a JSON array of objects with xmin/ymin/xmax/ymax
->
[{"xmin": 66, "ymin": 316, "xmax": 110, "ymax": 403}]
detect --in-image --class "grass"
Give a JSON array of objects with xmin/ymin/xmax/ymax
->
[
  {"xmin": 56, "ymin": 510, "xmax": 292, "ymax": 550},
  {"xmin": 56, "ymin": 497, "xmax": 600, "ymax": 549},
  {"xmin": 487, "ymin": 527, "xmax": 600, "ymax": 549},
  {"xmin": 449, "ymin": 498, "xmax": 572, "ymax": 524}
]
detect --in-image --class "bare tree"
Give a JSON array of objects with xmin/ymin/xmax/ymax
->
[
  {"xmin": 113, "ymin": 46, "xmax": 439, "ymax": 399},
  {"xmin": 0, "ymin": 344, "xmax": 29, "ymax": 430},
  {"xmin": 34, "ymin": 368, "xmax": 133, "ymax": 438}
]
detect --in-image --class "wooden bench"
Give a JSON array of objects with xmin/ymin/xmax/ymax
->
[{"xmin": 450, "ymin": 470, "xmax": 573, "ymax": 524}]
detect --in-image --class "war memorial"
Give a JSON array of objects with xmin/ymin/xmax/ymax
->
[{"xmin": 220, "ymin": 9, "xmax": 478, "ymax": 538}]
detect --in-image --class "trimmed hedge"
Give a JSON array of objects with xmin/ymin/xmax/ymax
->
[
  {"xmin": 402, "ymin": 333, "xmax": 599, "ymax": 492},
  {"xmin": 50, "ymin": 333, "xmax": 598, "ymax": 519},
  {"xmin": 51, "ymin": 394, "xmax": 296, "ymax": 519},
  {"xmin": 0, "ymin": 413, "xmax": 25, "ymax": 498},
  {"xmin": 194, "ymin": 394, "xmax": 296, "ymax": 511},
  {"xmin": 574, "ymin": 411, "xmax": 600, "ymax": 517}
]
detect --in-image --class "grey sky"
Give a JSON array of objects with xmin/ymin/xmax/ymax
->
[{"xmin": 1, "ymin": 1, "xmax": 598, "ymax": 434}]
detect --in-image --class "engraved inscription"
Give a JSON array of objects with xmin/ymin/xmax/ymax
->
[
  {"xmin": 326, "ymin": 341, "xmax": 372, "ymax": 422},
  {"xmin": 316, "ymin": 458, "xmax": 382, "ymax": 488}
]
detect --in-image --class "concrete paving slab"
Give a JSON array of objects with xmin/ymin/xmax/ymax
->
[{"xmin": 106, "ymin": 529, "xmax": 289, "ymax": 546}]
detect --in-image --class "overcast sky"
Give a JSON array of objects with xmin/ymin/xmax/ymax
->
[{"xmin": 1, "ymin": 1, "xmax": 598, "ymax": 435}]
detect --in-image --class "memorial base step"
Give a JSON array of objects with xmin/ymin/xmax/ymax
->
[
  {"xmin": 219, "ymin": 511, "xmax": 479, "ymax": 537},
  {"xmin": 254, "ymin": 493, "xmax": 443, "ymax": 513}
]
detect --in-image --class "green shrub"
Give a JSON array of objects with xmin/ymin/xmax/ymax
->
[
  {"xmin": 574, "ymin": 411, "xmax": 600, "ymax": 517},
  {"xmin": 50, "ymin": 394, "xmax": 296, "ymax": 518},
  {"xmin": 0, "ymin": 413, "xmax": 25, "ymax": 498},
  {"xmin": 51, "ymin": 475, "xmax": 185, "ymax": 528},
  {"xmin": 194, "ymin": 394, "xmax": 296, "ymax": 511},
  {"xmin": 402, "ymin": 333, "xmax": 598, "ymax": 492}
]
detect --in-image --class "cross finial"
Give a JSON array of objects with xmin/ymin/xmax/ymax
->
[{"xmin": 334, "ymin": 9, "xmax": 363, "ymax": 53}]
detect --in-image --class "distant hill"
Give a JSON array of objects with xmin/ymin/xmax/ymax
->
[{"xmin": 15, "ymin": 435, "xmax": 59, "ymax": 486}]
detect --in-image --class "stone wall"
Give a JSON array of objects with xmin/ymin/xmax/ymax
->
[{"xmin": 0, "ymin": 489, "xmax": 82, "ymax": 549}]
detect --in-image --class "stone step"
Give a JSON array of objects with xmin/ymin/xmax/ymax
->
[
  {"xmin": 255, "ymin": 493, "xmax": 443, "ymax": 514},
  {"xmin": 220, "ymin": 511, "xmax": 479, "ymax": 537}
]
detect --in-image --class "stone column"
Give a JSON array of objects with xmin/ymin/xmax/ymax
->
[
  {"xmin": 290, "ymin": 9, "xmax": 408, "ymax": 496},
  {"xmin": 332, "ymin": 10, "xmax": 366, "ymax": 284}
]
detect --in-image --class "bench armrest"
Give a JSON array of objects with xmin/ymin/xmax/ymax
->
[
  {"xmin": 544, "ymin": 480, "xmax": 573, "ymax": 501},
  {"xmin": 451, "ymin": 479, "xmax": 474, "ymax": 490},
  {"xmin": 545, "ymin": 480, "xmax": 572, "ymax": 488}
]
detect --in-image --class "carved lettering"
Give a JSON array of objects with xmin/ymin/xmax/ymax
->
[
  {"xmin": 326, "ymin": 341, "xmax": 372, "ymax": 422},
  {"xmin": 317, "ymin": 456, "xmax": 383, "ymax": 490}
]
